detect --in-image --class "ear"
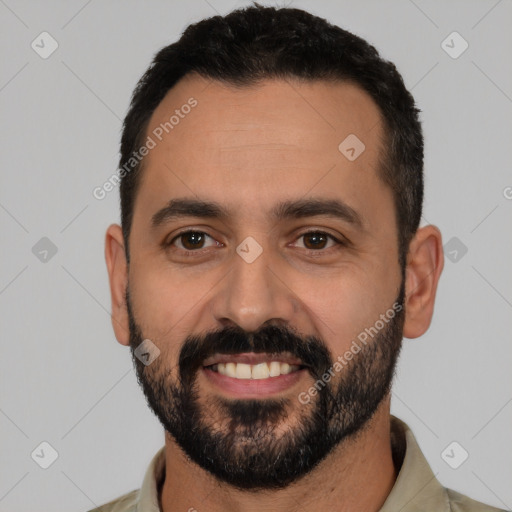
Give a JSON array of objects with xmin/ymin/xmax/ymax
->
[
  {"xmin": 403, "ymin": 225, "xmax": 444, "ymax": 339},
  {"xmin": 105, "ymin": 224, "xmax": 130, "ymax": 346}
]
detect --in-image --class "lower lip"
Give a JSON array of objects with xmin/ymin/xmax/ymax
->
[{"xmin": 202, "ymin": 367, "xmax": 307, "ymax": 398}]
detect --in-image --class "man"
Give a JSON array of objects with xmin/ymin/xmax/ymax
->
[{"xmin": 93, "ymin": 4, "xmax": 505, "ymax": 511}]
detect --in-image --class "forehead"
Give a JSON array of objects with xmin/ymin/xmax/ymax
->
[
  {"xmin": 146, "ymin": 73, "xmax": 384, "ymax": 158},
  {"xmin": 135, "ymin": 74, "xmax": 389, "ymax": 228}
]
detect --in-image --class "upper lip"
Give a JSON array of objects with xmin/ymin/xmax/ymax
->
[{"xmin": 202, "ymin": 352, "xmax": 305, "ymax": 367}]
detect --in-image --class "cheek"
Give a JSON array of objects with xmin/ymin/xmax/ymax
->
[
  {"xmin": 129, "ymin": 259, "xmax": 214, "ymax": 340},
  {"xmin": 301, "ymin": 270, "xmax": 392, "ymax": 357}
]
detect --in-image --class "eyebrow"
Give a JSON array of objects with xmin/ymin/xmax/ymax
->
[{"xmin": 151, "ymin": 197, "xmax": 364, "ymax": 230}]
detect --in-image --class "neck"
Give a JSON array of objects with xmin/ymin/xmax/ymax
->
[{"xmin": 160, "ymin": 398, "xmax": 396, "ymax": 512}]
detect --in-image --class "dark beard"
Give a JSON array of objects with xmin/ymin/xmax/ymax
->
[{"xmin": 127, "ymin": 280, "xmax": 405, "ymax": 491}]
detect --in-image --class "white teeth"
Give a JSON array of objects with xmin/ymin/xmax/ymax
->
[
  {"xmin": 269, "ymin": 361, "xmax": 281, "ymax": 377},
  {"xmin": 280, "ymin": 363, "xmax": 291, "ymax": 375},
  {"xmin": 235, "ymin": 363, "xmax": 252, "ymax": 379},
  {"xmin": 251, "ymin": 363, "xmax": 270, "ymax": 379},
  {"xmin": 212, "ymin": 361, "xmax": 300, "ymax": 379},
  {"xmin": 225, "ymin": 362, "xmax": 236, "ymax": 378}
]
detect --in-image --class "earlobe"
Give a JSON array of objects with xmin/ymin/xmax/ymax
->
[
  {"xmin": 105, "ymin": 224, "xmax": 130, "ymax": 346},
  {"xmin": 402, "ymin": 225, "xmax": 444, "ymax": 339}
]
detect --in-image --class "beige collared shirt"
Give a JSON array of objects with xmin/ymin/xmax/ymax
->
[{"xmin": 88, "ymin": 416, "xmax": 507, "ymax": 512}]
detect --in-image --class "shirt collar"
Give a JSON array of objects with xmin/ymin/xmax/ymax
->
[
  {"xmin": 136, "ymin": 416, "xmax": 449, "ymax": 512},
  {"xmin": 136, "ymin": 443, "xmax": 166, "ymax": 512},
  {"xmin": 379, "ymin": 415, "xmax": 449, "ymax": 511}
]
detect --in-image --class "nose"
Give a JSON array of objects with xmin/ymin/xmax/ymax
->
[{"xmin": 209, "ymin": 241, "xmax": 299, "ymax": 333}]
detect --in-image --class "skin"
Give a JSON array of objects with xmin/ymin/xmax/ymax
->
[{"xmin": 105, "ymin": 73, "xmax": 444, "ymax": 512}]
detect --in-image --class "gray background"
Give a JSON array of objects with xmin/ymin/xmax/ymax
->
[{"xmin": 1, "ymin": 0, "xmax": 511, "ymax": 510}]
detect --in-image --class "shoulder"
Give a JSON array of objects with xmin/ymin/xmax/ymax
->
[
  {"xmin": 86, "ymin": 489, "xmax": 139, "ymax": 512},
  {"xmin": 446, "ymin": 488, "xmax": 509, "ymax": 512}
]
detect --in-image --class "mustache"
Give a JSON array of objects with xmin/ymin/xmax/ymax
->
[{"xmin": 178, "ymin": 324, "xmax": 333, "ymax": 386}]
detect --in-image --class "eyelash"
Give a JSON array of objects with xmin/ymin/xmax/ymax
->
[{"xmin": 165, "ymin": 230, "xmax": 346, "ymax": 257}]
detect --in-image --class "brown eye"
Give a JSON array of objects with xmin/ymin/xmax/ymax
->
[
  {"xmin": 296, "ymin": 231, "xmax": 340, "ymax": 251},
  {"xmin": 180, "ymin": 232, "xmax": 206, "ymax": 250},
  {"xmin": 169, "ymin": 231, "xmax": 217, "ymax": 251},
  {"xmin": 302, "ymin": 232, "xmax": 329, "ymax": 250}
]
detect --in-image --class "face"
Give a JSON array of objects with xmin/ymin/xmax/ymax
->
[{"xmin": 124, "ymin": 75, "xmax": 405, "ymax": 489}]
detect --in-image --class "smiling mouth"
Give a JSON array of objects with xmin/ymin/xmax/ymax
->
[
  {"xmin": 205, "ymin": 361, "xmax": 304, "ymax": 380},
  {"xmin": 201, "ymin": 353, "xmax": 308, "ymax": 397},
  {"xmin": 202, "ymin": 351, "xmax": 307, "ymax": 381}
]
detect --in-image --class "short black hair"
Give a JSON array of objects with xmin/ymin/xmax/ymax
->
[{"xmin": 119, "ymin": 3, "xmax": 423, "ymax": 269}]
